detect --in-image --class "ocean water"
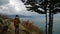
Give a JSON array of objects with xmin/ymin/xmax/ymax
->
[
  {"xmin": 10, "ymin": 14, "xmax": 60, "ymax": 34},
  {"xmin": 19, "ymin": 17, "xmax": 60, "ymax": 34},
  {"xmin": 33, "ymin": 18, "xmax": 60, "ymax": 34},
  {"xmin": 34, "ymin": 22, "xmax": 60, "ymax": 34}
]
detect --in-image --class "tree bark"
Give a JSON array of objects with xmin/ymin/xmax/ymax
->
[
  {"xmin": 48, "ymin": 1, "xmax": 53, "ymax": 34},
  {"xmin": 46, "ymin": 10, "xmax": 47, "ymax": 34},
  {"xmin": 45, "ymin": 0, "xmax": 48, "ymax": 34}
]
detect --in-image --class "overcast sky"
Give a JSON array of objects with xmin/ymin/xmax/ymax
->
[
  {"xmin": 0, "ymin": 0, "xmax": 43, "ymax": 16},
  {"xmin": 0, "ymin": 0, "xmax": 60, "ymax": 22}
]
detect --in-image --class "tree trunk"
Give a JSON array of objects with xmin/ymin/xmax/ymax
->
[
  {"xmin": 48, "ymin": 2, "xmax": 53, "ymax": 34},
  {"xmin": 46, "ymin": 11, "xmax": 47, "ymax": 34},
  {"xmin": 45, "ymin": 0, "xmax": 48, "ymax": 34}
]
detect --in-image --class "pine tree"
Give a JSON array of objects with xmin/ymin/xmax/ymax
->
[{"xmin": 21, "ymin": 0, "xmax": 60, "ymax": 34}]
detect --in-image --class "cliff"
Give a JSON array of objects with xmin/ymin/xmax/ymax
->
[{"xmin": 0, "ymin": 14, "xmax": 45, "ymax": 34}]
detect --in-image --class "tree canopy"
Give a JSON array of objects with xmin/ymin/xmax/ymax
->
[{"xmin": 21, "ymin": 0, "xmax": 60, "ymax": 14}]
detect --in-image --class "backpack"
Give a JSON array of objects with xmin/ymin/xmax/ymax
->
[{"xmin": 14, "ymin": 18, "xmax": 20, "ymax": 26}]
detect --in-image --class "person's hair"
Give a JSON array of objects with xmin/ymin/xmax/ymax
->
[
  {"xmin": 15, "ymin": 15, "xmax": 19, "ymax": 19},
  {"xmin": 16, "ymin": 15, "xmax": 19, "ymax": 17}
]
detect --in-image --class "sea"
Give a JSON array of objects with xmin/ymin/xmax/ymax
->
[
  {"xmin": 20, "ymin": 14, "xmax": 60, "ymax": 34},
  {"xmin": 9, "ymin": 14, "xmax": 60, "ymax": 34}
]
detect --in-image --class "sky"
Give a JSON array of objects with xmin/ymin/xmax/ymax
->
[
  {"xmin": 0, "ymin": 0, "xmax": 46, "ymax": 24},
  {"xmin": 0, "ymin": 0, "xmax": 60, "ymax": 21},
  {"xmin": 0, "ymin": 0, "xmax": 43, "ymax": 16}
]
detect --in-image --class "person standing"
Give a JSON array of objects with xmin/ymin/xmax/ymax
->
[{"xmin": 13, "ymin": 15, "xmax": 20, "ymax": 34}]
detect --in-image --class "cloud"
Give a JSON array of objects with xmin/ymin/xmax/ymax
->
[
  {"xmin": 0, "ymin": 0, "xmax": 9, "ymax": 5},
  {"xmin": 0, "ymin": 4, "xmax": 17, "ymax": 14},
  {"xmin": 0, "ymin": 0, "xmax": 60, "ymax": 20},
  {"xmin": 0, "ymin": 0, "xmax": 42, "ymax": 16}
]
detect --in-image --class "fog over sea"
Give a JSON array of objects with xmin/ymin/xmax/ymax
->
[{"xmin": 19, "ymin": 14, "xmax": 60, "ymax": 34}]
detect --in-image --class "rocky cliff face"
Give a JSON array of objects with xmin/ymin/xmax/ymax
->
[{"xmin": 0, "ymin": 14, "xmax": 45, "ymax": 34}]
